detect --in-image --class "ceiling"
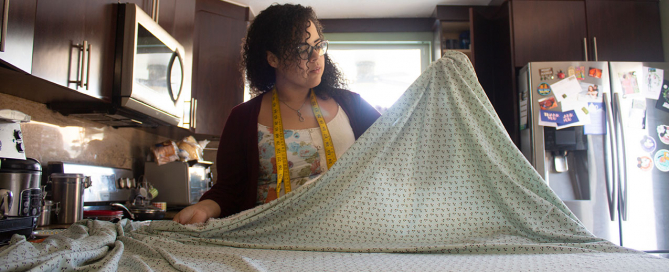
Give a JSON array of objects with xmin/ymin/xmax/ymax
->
[{"xmin": 227, "ymin": 0, "xmax": 494, "ymax": 19}]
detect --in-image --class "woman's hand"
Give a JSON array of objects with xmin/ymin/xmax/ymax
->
[{"xmin": 173, "ymin": 199, "xmax": 222, "ymax": 225}]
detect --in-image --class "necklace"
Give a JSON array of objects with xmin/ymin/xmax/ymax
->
[{"xmin": 279, "ymin": 95, "xmax": 309, "ymax": 122}]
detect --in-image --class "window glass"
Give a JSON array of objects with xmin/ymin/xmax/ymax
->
[{"xmin": 328, "ymin": 43, "xmax": 429, "ymax": 113}]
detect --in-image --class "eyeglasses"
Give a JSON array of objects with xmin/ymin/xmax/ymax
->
[{"xmin": 297, "ymin": 40, "xmax": 329, "ymax": 60}]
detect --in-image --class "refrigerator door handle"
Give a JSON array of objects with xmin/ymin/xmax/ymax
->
[
  {"xmin": 603, "ymin": 92, "xmax": 617, "ymax": 221},
  {"xmin": 613, "ymin": 93, "xmax": 628, "ymax": 221}
]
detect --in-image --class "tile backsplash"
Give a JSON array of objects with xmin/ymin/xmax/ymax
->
[{"xmin": 1, "ymin": 93, "xmax": 173, "ymax": 175}]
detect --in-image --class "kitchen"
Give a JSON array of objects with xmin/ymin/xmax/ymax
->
[{"xmin": 1, "ymin": 0, "xmax": 669, "ymax": 270}]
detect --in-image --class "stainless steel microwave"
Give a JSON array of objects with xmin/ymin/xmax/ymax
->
[{"xmin": 114, "ymin": 3, "xmax": 185, "ymax": 126}]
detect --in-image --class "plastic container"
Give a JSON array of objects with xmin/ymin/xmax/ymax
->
[{"xmin": 83, "ymin": 210, "xmax": 123, "ymax": 221}]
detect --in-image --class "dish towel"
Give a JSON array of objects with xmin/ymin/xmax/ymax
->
[{"xmin": 2, "ymin": 51, "xmax": 667, "ymax": 271}]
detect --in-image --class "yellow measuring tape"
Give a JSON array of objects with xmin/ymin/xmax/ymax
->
[{"xmin": 271, "ymin": 88, "xmax": 337, "ymax": 196}]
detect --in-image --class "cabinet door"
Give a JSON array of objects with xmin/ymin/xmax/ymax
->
[
  {"xmin": 82, "ymin": 0, "xmax": 118, "ymax": 100},
  {"xmin": 32, "ymin": 0, "xmax": 85, "ymax": 90},
  {"xmin": 156, "ymin": 0, "xmax": 176, "ymax": 33},
  {"xmin": 586, "ymin": 0, "xmax": 663, "ymax": 62},
  {"xmin": 169, "ymin": 0, "xmax": 195, "ymax": 126},
  {"xmin": 0, "ymin": 0, "xmax": 36, "ymax": 73},
  {"xmin": 191, "ymin": 0, "xmax": 247, "ymax": 136},
  {"xmin": 511, "ymin": 1, "xmax": 588, "ymax": 66}
]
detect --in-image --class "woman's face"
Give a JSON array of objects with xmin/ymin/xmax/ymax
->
[{"xmin": 272, "ymin": 20, "xmax": 325, "ymax": 91}]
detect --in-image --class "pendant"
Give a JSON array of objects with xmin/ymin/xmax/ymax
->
[{"xmin": 297, "ymin": 110, "xmax": 305, "ymax": 122}]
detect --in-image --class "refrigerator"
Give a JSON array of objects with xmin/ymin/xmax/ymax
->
[{"xmin": 518, "ymin": 61, "xmax": 669, "ymax": 256}]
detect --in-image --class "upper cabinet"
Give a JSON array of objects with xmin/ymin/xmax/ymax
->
[
  {"xmin": 188, "ymin": 0, "xmax": 248, "ymax": 137},
  {"xmin": 10, "ymin": 0, "xmax": 247, "ymax": 138},
  {"xmin": 510, "ymin": 0, "xmax": 663, "ymax": 67},
  {"xmin": 585, "ymin": 0, "xmax": 663, "ymax": 62},
  {"xmin": 0, "ymin": 0, "xmax": 36, "ymax": 73},
  {"xmin": 511, "ymin": 1, "xmax": 588, "ymax": 66},
  {"xmin": 32, "ymin": 0, "xmax": 124, "ymax": 100},
  {"xmin": 432, "ymin": 6, "xmax": 475, "ymax": 65}
]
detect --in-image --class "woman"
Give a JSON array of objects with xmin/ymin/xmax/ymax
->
[{"xmin": 174, "ymin": 4, "xmax": 381, "ymax": 224}]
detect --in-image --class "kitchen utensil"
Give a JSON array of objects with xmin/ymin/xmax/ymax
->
[
  {"xmin": 83, "ymin": 210, "xmax": 123, "ymax": 221},
  {"xmin": 111, "ymin": 202, "xmax": 165, "ymax": 221},
  {"xmin": 50, "ymin": 173, "xmax": 91, "ymax": 224},
  {"xmin": 38, "ymin": 200, "xmax": 56, "ymax": 226},
  {"xmin": 0, "ymin": 158, "xmax": 42, "ymax": 217}
]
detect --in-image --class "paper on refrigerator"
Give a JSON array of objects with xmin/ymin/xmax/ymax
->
[
  {"xmin": 642, "ymin": 67, "xmax": 664, "ymax": 100},
  {"xmin": 548, "ymin": 75, "xmax": 591, "ymax": 129}
]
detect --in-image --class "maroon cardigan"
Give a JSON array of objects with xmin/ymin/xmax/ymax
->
[{"xmin": 200, "ymin": 90, "xmax": 381, "ymax": 217}]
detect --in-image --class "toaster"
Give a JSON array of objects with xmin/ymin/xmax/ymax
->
[{"xmin": 144, "ymin": 161, "xmax": 213, "ymax": 207}]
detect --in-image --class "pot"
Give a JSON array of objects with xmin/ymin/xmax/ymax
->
[{"xmin": 111, "ymin": 203, "xmax": 165, "ymax": 221}]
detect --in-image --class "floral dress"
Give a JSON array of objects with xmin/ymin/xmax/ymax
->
[{"xmin": 256, "ymin": 106, "xmax": 355, "ymax": 205}]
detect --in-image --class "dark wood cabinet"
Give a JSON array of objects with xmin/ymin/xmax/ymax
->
[
  {"xmin": 189, "ymin": 0, "xmax": 248, "ymax": 137},
  {"xmin": 432, "ymin": 6, "xmax": 475, "ymax": 65},
  {"xmin": 511, "ymin": 1, "xmax": 588, "ymax": 65},
  {"xmin": 0, "ymin": 0, "xmax": 36, "ymax": 73},
  {"xmin": 473, "ymin": 0, "xmax": 664, "ymax": 146},
  {"xmin": 585, "ymin": 0, "xmax": 663, "ymax": 62},
  {"xmin": 510, "ymin": 0, "xmax": 663, "ymax": 67},
  {"xmin": 31, "ymin": 0, "xmax": 87, "ymax": 94}
]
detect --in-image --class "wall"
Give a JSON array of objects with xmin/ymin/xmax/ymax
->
[{"xmin": 0, "ymin": 93, "xmax": 170, "ymax": 175}]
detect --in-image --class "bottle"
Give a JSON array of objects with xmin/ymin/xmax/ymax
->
[{"xmin": 459, "ymin": 31, "xmax": 470, "ymax": 50}]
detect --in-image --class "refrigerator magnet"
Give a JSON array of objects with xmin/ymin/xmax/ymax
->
[
  {"xmin": 538, "ymin": 97, "xmax": 558, "ymax": 110},
  {"xmin": 658, "ymin": 125, "xmax": 669, "ymax": 145},
  {"xmin": 640, "ymin": 135, "xmax": 657, "ymax": 153},
  {"xmin": 655, "ymin": 80, "xmax": 669, "ymax": 113},
  {"xmin": 575, "ymin": 66, "xmax": 586, "ymax": 80},
  {"xmin": 537, "ymin": 83, "xmax": 552, "ymax": 96},
  {"xmin": 588, "ymin": 67, "xmax": 603, "ymax": 78},
  {"xmin": 539, "ymin": 68, "xmax": 554, "ymax": 80},
  {"xmin": 637, "ymin": 156, "xmax": 654, "ymax": 171},
  {"xmin": 568, "ymin": 66, "xmax": 575, "ymax": 77},
  {"xmin": 653, "ymin": 149, "xmax": 669, "ymax": 172},
  {"xmin": 557, "ymin": 70, "xmax": 566, "ymax": 79}
]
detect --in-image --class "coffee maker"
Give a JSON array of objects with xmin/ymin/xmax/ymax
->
[{"xmin": 0, "ymin": 109, "xmax": 41, "ymax": 244}]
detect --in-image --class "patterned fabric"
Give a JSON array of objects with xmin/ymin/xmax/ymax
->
[
  {"xmin": 256, "ymin": 106, "xmax": 355, "ymax": 204},
  {"xmin": 2, "ymin": 51, "xmax": 668, "ymax": 271}
]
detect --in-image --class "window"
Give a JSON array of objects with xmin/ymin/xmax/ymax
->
[{"xmin": 328, "ymin": 42, "xmax": 430, "ymax": 113}]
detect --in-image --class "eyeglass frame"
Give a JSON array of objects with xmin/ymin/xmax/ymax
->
[{"xmin": 296, "ymin": 40, "xmax": 329, "ymax": 60}]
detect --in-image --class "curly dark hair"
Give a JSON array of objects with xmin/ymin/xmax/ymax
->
[{"xmin": 241, "ymin": 4, "xmax": 347, "ymax": 99}]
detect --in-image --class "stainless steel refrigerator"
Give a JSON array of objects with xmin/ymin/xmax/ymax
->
[{"xmin": 519, "ymin": 61, "xmax": 669, "ymax": 256}]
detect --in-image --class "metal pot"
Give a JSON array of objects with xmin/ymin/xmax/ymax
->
[{"xmin": 111, "ymin": 203, "xmax": 165, "ymax": 221}]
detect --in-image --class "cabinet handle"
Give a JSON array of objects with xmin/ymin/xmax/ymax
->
[
  {"xmin": 593, "ymin": 37, "xmax": 598, "ymax": 62},
  {"xmin": 85, "ymin": 42, "xmax": 91, "ymax": 90},
  {"xmin": 1, "ymin": 0, "xmax": 9, "ymax": 52},
  {"xmin": 69, "ymin": 41, "xmax": 86, "ymax": 88},
  {"xmin": 151, "ymin": 0, "xmax": 160, "ymax": 23},
  {"xmin": 193, "ymin": 98, "xmax": 197, "ymax": 129},
  {"xmin": 583, "ymin": 37, "xmax": 588, "ymax": 61},
  {"xmin": 155, "ymin": 0, "xmax": 160, "ymax": 24}
]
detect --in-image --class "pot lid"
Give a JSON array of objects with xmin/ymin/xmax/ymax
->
[{"xmin": 0, "ymin": 158, "xmax": 41, "ymax": 172}]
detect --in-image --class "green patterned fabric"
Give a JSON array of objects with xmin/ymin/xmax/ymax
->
[{"xmin": 1, "ymin": 52, "xmax": 667, "ymax": 271}]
